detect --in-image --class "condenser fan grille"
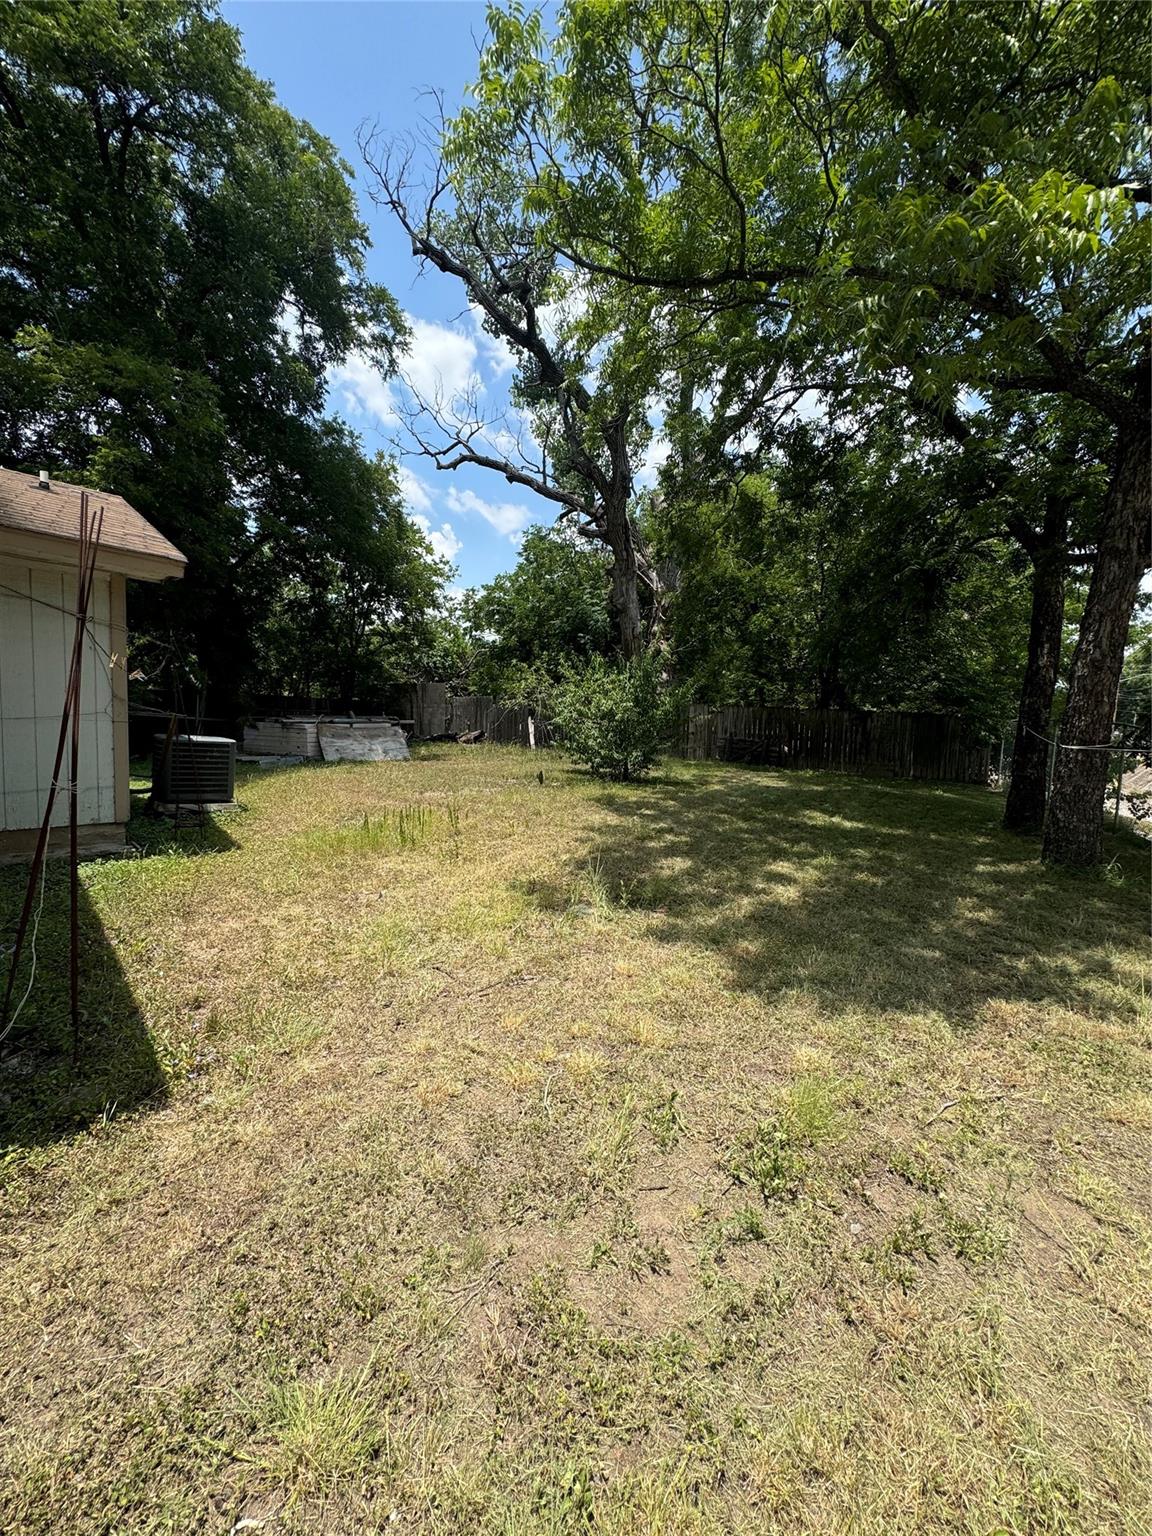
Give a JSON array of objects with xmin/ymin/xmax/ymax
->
[{"xmin": 152, "ymin": 734, "xmax": 236, "ymax": 805}]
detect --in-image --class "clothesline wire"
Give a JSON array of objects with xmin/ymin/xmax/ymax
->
[
  {"xmin": 1024, "ymin": 724, "xmax": 1146, "ymax": 755},
  {"xmin": 0, "ymin": 584, "xmax": 203, "ymax": 725},
  {"xmin": 0, "ymin": 578, "xmax": 120, "ymax": 670}
]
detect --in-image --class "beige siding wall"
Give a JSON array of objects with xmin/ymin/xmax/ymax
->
[{"xmin": 0, "ymin": 556, "xmax": 118, "ymax": 830}]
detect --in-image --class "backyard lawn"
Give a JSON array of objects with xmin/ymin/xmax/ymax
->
[{"xmin": 1, "ymin": 747, "xmax": 1149, "ymax": 1535}]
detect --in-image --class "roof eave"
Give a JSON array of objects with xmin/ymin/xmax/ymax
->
[{"xmin": 0, "ymin": 526, "xmax": 186, "ymax": 582}]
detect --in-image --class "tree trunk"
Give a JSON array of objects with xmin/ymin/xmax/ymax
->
[
  {"xmin": 1043, "ymin": 423, "xmax": 1151, "ymax": 868},
  {"xmin": 604, "ymin": 489, "xmax": 645, "ymax": 659},
  {"xmin": 816, "ymin": 635, "xmax": 850, "ymax": 709},
  {"xmin": 598, "ymin": 411, "xmax": 656, "ymax": 662},
  {"xmin": 1002, "ymin": 498, "xmax": 1067, "ymax": 835}
]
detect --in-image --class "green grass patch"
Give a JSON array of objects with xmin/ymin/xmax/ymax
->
[
  {"xmin": 301, "ymin": 800, "xmax": 462, "ymax": 858},
  {"xmin": 0, "ymin": 750, "xmax": 1148, "ymax": 1533}
]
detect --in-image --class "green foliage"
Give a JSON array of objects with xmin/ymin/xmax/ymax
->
[
  {"xmin": 487, "ymin": 0, "xmax": 1148, "ymax": 427},
  {"xmin": 466, "ymin": 523, "xmax": 614, "ymax": 695},
  {"xmin": 0, "ymin": 0, "xmax": 434, "ymax": 712},
  {"xmin": 248, "ymin": 452, "xmax": 449, "ymax": 703},
  {"xmin": 463, "ymin": 0, "xmax": 1150, "ymax": 870},
  {"xmin": 260, "ymin": 1368, "xmax": 384, "ymax": 1495},
  {"xmin": 645, "ymin": 1088, "xmax": 683, "ymax": 1151},
  {"xmin": 303, "ymin": 802, "xmax": 462, "ymax": 860},
  {"xmin": 436, "ymin": 0, "xmax": 1147, "ymax": 803},
  {"xmin": 552, "ymin": 652, "xmax": 683, "ymax": 780},
  {"xmin": 410, "ymin": 605, "xmax": 484, "ymax": 693},
  {"xmin": 725, "ymin": 1121, "xmax": 806, "ymax": 1202},
  {"xmin": 654, "ymin": 419, "xmax": 1033, "ymax": 733},
  {"xmin": 1115, "ymin": 626, "xmax": 1151, "ymax": 753}
]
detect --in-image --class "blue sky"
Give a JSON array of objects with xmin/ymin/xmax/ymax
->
[{"xmin": 224, "ymin": 0, "xmax": 556, "ymax": 592}]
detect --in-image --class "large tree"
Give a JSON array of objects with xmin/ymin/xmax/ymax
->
[
  {"xmin": 466, "ymin": 523, "xmax": 613, "ymax": 696},
  {"xmin": 361, "ymin": 127, "xmax": 663, "ymax": 659},
  {"xmin": 958, "ymin": 403, "xmax": 1109, "ymax": 834},
  {"xmin": 655, "ymin": 415, "xmax": 1033, "ymax": 730},
  {"xmin": 248, "ymin": 448, "xmax": 449, "ymax": 707},
  {"xmin": 460, "ymin": 0, "xmax": 1150, "ymax": 865},
  {"xmin": 0, "ymin": 0, "xmax": 434, "ymax": 716},
  {"xmin": 647, "ymin": 307, "xmax": 1108, "ymax": 832}
]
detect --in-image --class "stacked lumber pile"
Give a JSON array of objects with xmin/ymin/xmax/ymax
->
[
  {"xmin": 242, "ymin": 719, "xmax": 322, "ymax": 759},
  {"xmin": 243, "ymin": 717, "xmax": 414, "ymax": 760}
]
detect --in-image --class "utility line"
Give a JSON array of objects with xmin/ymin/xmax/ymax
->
[{"xmin": 1024, "ymin": 725, "xmax": 1146, "ymax": 754}]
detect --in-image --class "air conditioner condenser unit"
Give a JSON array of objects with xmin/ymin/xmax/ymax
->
[{"xmin": 152, "ymin": 734, "xmax": 236, "ymax": 806}]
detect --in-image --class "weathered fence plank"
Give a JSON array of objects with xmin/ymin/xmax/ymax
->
[
  {"xmin": 402, "ymin": 684, "xmax": 990, "ymax": 784},
  {"xmin": 687, "ymin": 703, "xmax": 990, "ymax": 782}
]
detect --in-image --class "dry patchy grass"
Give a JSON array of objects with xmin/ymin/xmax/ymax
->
[{"xmin": 0, "ymin": 747, "xmax": 1149, "ymax": 1534}]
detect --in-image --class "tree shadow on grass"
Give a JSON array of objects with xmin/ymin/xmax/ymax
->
[
  {"xmin": 0, "ymin": 869, "xmax": 166, "ymax": 1152},
  {"xmin": 536, "ymin": 767, "xmax": 1150, "ymax": 1030},
  {"xmin": 0, "ymin": 810, "xmax": 237, "ymax": 1152}
]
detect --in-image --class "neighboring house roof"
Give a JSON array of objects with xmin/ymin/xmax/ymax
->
[{"xmin": 0, "ymin": 468, "xmax": 185, "ymax": 582}]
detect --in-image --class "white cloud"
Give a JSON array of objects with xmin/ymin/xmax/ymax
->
[
  {"xmin": 411, "ymin": 513, "xmax": 462, "ymax": 564},
  {"xmin": 469, "ymin": 303, "xmax": 518, "ymax": 380},
  {"xmin": 479, "ymin": 405, "xmax": 543, "ymax": 465},
  {"xmin": 397, "ymin": 464, "xmax": 434, "ymax": 515},
  {"xmin": 330, "ymin": 351, "xmax": 398, "ymax": 426},
  {"xmin": 400, "ymin": 465, "xmax": 464, "ymax": 564},
  {"xmin": 331, "ymin": 314, "xmax": 487, "ymax": 431},
  {"xmin": 445, "ymin": 485, "xmax": 532, "ymax": 540},
  {"xmin": 401, "ymin": 314, "xmax": 480, "ymax": 409},
  {"xmin": 635, "ymin": 433, "xmax": 671, "ymax": 489}
]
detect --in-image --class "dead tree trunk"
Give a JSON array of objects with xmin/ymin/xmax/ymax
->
[
  {"xmin": 1043, "ymin": 423, "xmax": 1151, "ymax": 868},
  {"xmin": 605, "ymin": 498, "xmax": 644, "ymax": 658},
  {"xmin": 361, "ymin": 143, "xmax": 658, "ymax": 666},
  {"xmin": 1002, "ymin": 496, "xmax": 1067, "ymax": 835},
  {"xmin": 599, "ymin": 413, "xmax": 652, "ymax": 659}
]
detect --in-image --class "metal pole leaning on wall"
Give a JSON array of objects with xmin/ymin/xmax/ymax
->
[
  {"xmin": 0, "ymin": 494, "xmax": 103, "ymax": 1056},
  {"xmin": 69, "ymin": 496, "xmax": 104, "ymax": 1061},
  {"xmin": 68, "ymin": 497, "xmax": 88, "ymax": 1062}
]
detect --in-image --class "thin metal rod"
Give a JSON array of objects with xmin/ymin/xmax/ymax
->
[
  {"xmin": 70, "ymin": 500, "xmax": 103, "ymax": 1063},
  {"xmin": 69, "ymin": 495, "xmax": 89, "ymax": 1063},
  {"xmin": 66, "ymin": 496, "xmax": 103, "ymax": 1060},
  {"xmin": 0, "ymin": 498, "xmax": 103, "ymax": 1047}
]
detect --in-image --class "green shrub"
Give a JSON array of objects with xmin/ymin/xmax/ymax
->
[{"xmin": 552, "ymin": 653, "xmax": 683, "ymax": 781}]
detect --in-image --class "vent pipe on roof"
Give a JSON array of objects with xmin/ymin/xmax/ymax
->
[{"xmin": 37, "ymin": 469, "xmax": 50, "ymax": 490}]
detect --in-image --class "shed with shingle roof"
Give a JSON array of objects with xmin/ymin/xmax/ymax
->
[{"xmin": 0, "ymin": 468, "xmax": 185, "ymax": 858}]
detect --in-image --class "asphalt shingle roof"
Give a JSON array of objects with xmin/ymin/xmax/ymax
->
[{"xmin": 0, "ymin": 468, "xmax": 185, "ymax": 568}]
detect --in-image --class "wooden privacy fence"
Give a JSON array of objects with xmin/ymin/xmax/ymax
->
[
  {"xmin": 251, "ymin": 685, "xmax": 990, "ymax": 784},
  {"xmin": 398, "ymin": 684, "xmax": 990, "ymax": 785},
  {"xmin": 407, "ymin": 683, "xmax": 559, "ymax": 748},
  {"xmin": 678, "ymin": 704, "xmax": 991, "ymax": 783}
]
